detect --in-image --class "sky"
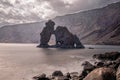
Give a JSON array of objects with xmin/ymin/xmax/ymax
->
[{"xmin": 0, "ymin": 0, "xmax": 120, "ymax": 24}]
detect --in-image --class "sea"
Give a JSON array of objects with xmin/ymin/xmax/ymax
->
[{"xmin": 0, "ymin": 43, "xmax": 120, "ymax": 80}]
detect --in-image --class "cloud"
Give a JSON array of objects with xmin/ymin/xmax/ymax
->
[{"xmin": 0, "ymin": 0, "xmax": 120, "ymax": 24}]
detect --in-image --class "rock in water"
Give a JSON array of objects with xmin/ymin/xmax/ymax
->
[
  {"xmin": 93, "ymin": 52, "xmax": 120, "ymax": 61},
  {"xmin": 38, "ymin": 20, "xmax": 55, "ymax": 47},
  {"xmin": 117, "ymin": 65, "xmax": 120, "ymax": 80},
  {"xmin": 73, "ymin": 35, "xmax": 84, "ymax": 48},
  {"xmin": 38, "ymin": 20, "xmax": 84, "ymax": 49},
  {"xmin": 52, "ymin": 70, "xmax": 64, "ymax": 77},
  {"xmin": 33, "ymin": 73, "xmax": 50, "ymax": 80},
  {"xmin": 83, "ymin": 67, "xmax": 116, "ymax": 80},
  {"xmin": 82, "ymin": 61, "xmax": 95, "ymax": 71},
  {"xmin": 54, "ymin": 26, "xmax": 84, "ymax": 48},
  {"xmin": 79, "ymin": 61, "xmax": 95, "ymax": 79}
]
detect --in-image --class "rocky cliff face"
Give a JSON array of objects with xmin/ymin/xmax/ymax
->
[{"xmin": 0, "ymin": 2, "xmax": 120, "ymax": 44}]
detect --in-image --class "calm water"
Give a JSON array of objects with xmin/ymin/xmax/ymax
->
[{"xmin": 0, "ymin": 43, "xmax": 120, "ymax": 80}]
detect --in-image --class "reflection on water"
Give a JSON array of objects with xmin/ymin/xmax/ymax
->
[{"xmin": 0, "ymin": 43, "xmax": 120, "ymax": 80}]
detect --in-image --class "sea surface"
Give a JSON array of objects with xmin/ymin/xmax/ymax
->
[{"xmin": 0, "ymin": 43, "xmax": 120, "ymax": 80}]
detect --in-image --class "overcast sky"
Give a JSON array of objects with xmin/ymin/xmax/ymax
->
[{"xmin": 0, "ymin": 0, "xmax": 120, "ymax": 24}]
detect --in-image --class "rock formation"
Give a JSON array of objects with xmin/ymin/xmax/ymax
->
[
  {"xmin": 80, "ymin": 51, "xmax": 120, "ymax": 80},
  {"xmin": 32, "ymin": 52, "xmax": 120, "ymax": 80},
  {"xmin": 93, "ymin": 52, "xmax": 120, "ymax": 61},
  {"xmin": 78, "ymin": 61, "xmax": 95, "ymax": 79},
  {"xmin": 38, "ymin": 20, "xmax": 84, "ymax": 49},
  {"xmin": 83, "ymin": 67, "xmax": 116, "ymax": 80},
  {"xmin": 38, "ymin": 20, "xmax": 55, "ymax": 47},
  {"xmin": 54, "ymin": 26, "xmax": 84, "ymax": 48},
  {"xmin": 52, "ymin": 71, "xmax": 64, "ymax": 77},
  {"xmin": 33, "ymin": 73, "xmax": 50, "ymax": 80}
]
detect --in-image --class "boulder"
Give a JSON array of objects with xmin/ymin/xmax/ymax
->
[
  {"xmin": 38, "ymin": 20, "xmax": 55, "ymax": 47},
  {"xmin": 65, "ymin": 72, "xmax": 71, "ymax": 79},
  {"xmin": 79, "ymin": 61, "xmax": 95, "ymax": 80},
  {"xmin": 52, "ymin": 70, "xmax": 64, "ymax": 77},
  {"xmin": 83, "ymin": 67, "xmax": 116, "ymax": 80},
  {"xmin": 117, "ymin": 65, "xmax": 120, "ymax": 80},
  {"xmin": 82, "ymin": 61, "xmax": 95, "ymax": 71},
  {"xmin": 33, "ymin": 73, "xmax": 50, "ymax": 80},
  {"xmin": 94, "ymin": 61, "xmax": 104, "ymax": 68}
]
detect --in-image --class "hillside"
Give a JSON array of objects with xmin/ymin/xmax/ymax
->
[
  {"xmin": 53, "ymin": 2, "xmax": 120, "ymax": 45},
  {"xmin": 0, "ymin": 22, "xmax": 44, "ymax": 43},
  {"xmin": 0, "ymin": 2, "xmax": 120, "ymax": 45}
]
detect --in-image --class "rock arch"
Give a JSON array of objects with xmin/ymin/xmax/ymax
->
[{"xmin": 37, "ymin": 20, "xmax": 84, "ymax": 49}]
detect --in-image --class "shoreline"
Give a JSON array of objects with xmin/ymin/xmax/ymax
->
[{"xmin": 33, "ymin": 51, "xmax": 120, "ymax": 80}]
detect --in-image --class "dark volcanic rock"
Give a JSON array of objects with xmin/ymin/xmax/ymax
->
[
  {"xmin": 94, "ymin": 61, "xmax": 104, "ymax": 67},
  {"xmin": 38, "ymin": 20, "xmax": 84, "ymax": 49},
  {"xmin": 32, "ymin": 52, "xmax": 120, "ymax": 80},
  {"xmin": 33, "ymin": 73, "xmax": 50, "ymax": 80},
  {"xmin": 83, "ymin": 67, "xmax": 116, "ymax": 80},
  {"xmin": 93, "ymin": 52, "xmax": 120, "ymax": 70},
  {"xmin": 82, "ymin": 61, "xmax": 95, "ymax": 71},
  {"xmin": 93, "ymin": 52, "xmax": 120, "ymax": 60},
  {"xmin": 54, "ymin": 26, "xmax": 74, "ymax": 48},
  {"xmin": 38, "ymin": 20, "xmax": 55, "ymax": 47},
  {"xmin": 54, "ymin": 26, "xmax": 84, "ymax": 48},
  {"xmin": 52, "ymin": 70, "xmax": 64, "ymax": 77},
  {"xmin": 73, "ymin": 35, "xmax": 85, "ymax": 48},
  {"xmin": 79, "ymin": 61, "xmax": 95, "ymax": 79},
  {"xmin": 66, "ymin": 72, "xmax": 71, "ymax": 79}
]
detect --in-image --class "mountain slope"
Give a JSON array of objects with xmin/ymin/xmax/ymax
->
[
  {"xmin": 0, "ymin": 2, "xmax": 120, "ymax": 44},
  {"xmin": 0, "ymin": 22, "xmax": 44, "ymax": 43},
  {"xmin": 53, "ymin": 2, "xmax": 120, "ymax": 45}
]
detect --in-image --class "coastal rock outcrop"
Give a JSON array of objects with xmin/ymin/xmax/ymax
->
[
  {"xmin": 79, "ymin": 61, "xmax": 95, "ymax": 80},
  {"xmin": 38, "ymin": 20, "xmax": 55, "ymax": 47},
  {"xmin": 93, "ymin": 52, "xmax": 120, "ymax": 60},
  {"xmin": 38, "ymin": 20, "xmax": 84, "ymax": 49},
  {"xmin": 52, "ymin": 71, "xmax": 64, "ymax": 77},
  {"xmin": 54, "ymin": 26, "xmax": 84, "ymax": 48},
  {"xmin": 33, "ymin": 73, "xmax": 50, "ymax": 80},
  {"xmin": 33, "ymin": 51, "xmax": 120, "ymax": 80}
]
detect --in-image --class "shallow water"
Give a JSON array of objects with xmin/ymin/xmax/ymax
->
[{"xmin": 0, "ymin": 43, "xmax": 120, "ymax": 80}]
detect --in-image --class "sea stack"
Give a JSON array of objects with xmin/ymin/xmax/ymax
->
[
  {"xmin": 37, "ymin": 20, "xmax": 84, "ymax": 49},
  {"xmin": 38, "ymin": 20, "xmax": 55, "ymax": 48}
]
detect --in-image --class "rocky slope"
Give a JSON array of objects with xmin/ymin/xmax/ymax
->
[
  {"xmin": 0, "ymin": 22, "xmax": 44, "ymax": 43},
  {"xmin": 0, "ymin": 2, "xmax": 120, "ymax": 44},
  {"xmin": 53, "ymin": 2, "xmax": 120, "ymax": 45}
]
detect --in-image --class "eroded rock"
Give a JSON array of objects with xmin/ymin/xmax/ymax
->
[
  {"xmin": 38, "ymin": 20, "xmax": 84, "ymax": 49},
  {"xmin": 33, "ymin": 73, "xmax": 50, "ymax": 80},
  {"xmin": 93, "ymin": 52, "xmax": 120, "ymax": 60},
  {"xmin": 38, "ymin": 20, "xmax": 55, "ymax": 47},
  {"xmin": 79, "ymin": 61, "xmax": 95, "ymax": 80},
  {"xmin": 83, "ymin": 67, "xmax": 116, "ymax": 80},
  {"xmin": 54, "ymin": 26, "xmax": 84, "ymax": 48},
  {"xmin": 52, "ymin": 71, "xmax": 64, "ymax": 77}
]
